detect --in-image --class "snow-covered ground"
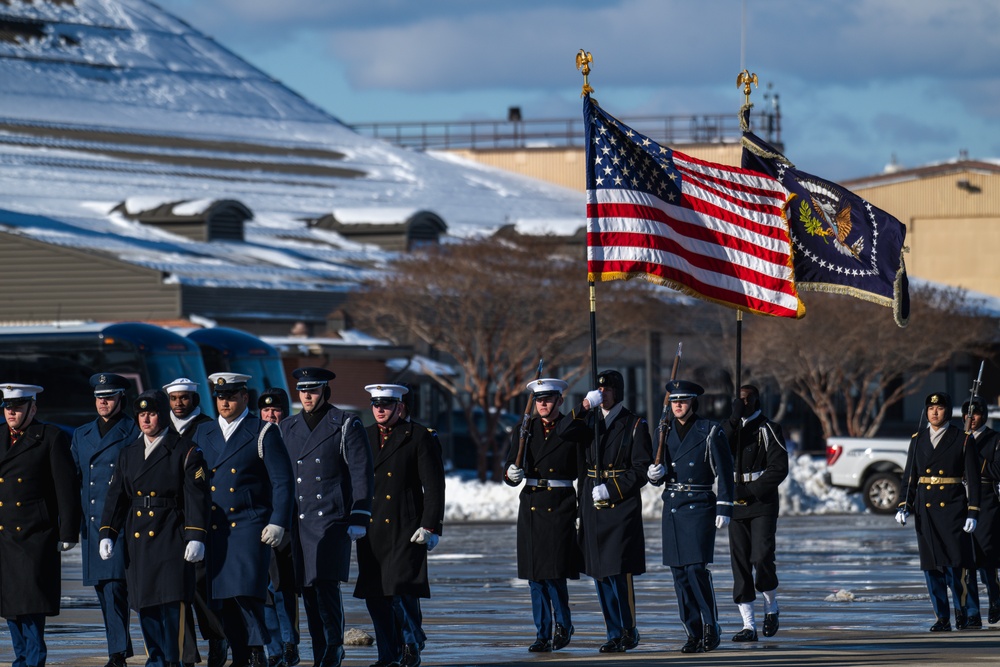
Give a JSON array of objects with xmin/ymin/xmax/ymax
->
[{"xmin": 443, "ymin": 454, "xmax": 865, "ymax": 522}]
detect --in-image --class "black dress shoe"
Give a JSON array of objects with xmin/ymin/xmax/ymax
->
[
  {"xmin": 680, "ymin": 636, "xmax": 702, "ymax": 653},
  {"xmin": 400, "ymin": 644, "xmax": 421, "ymax": 667},
  {"xmin": 369, "ymin": 661, "xmax": 400, "ymax": 667},
  {"xmin": 105, "ymin": 653, "xmax": 127, "ymax": 667},
  {"xmin": 762, "ymin": 611, "xmax": 780, "ymax": 637},
  {"xmin": 929, "ymin": 618, "xmax": 952, "ymax": 632},
  {"xmin": 249, "ymin": 647, "xmax": 267, "ymax": 667},
  {"xmin": 990, "ymin": 603, "xmax": 1000, "ymax": 624},
  {"xmin": 700, "ymin": 625, "xmax": 721, "ymax": 653},
  {"xmin": 283, "ymin": 643, "xmax": 300, "ymax": 667},
  {"xmin": 621, "ymin": 627, "xmax": 640, "ymax": 650},
  {"xmin": 955, "ymin": 613, "xmax": 968, "ymax": 630},
  {"xmin": 599, "ymin": 637, "xmax": 624, "ymax": 653},
  {"xmin": 267, "ymin": 655, "xmax": 285, "ymax": 667},
  {"xmin": 961, "ymin": 615, "xmax": 983, "ymax": 629},
  {"xmin": 552, "ymin": 623, "xmax": 574, "ymax": 650},
  {"xmin": 528, "ymin": 639, "xmax": 552, "ymax": 652},
  {"xmin": 207, "ymin": 639, "xmax": 228, "ymax": 667},
  {"xmin": 732, "ymin": 627, "xmax": 758, "ymax": 642}
]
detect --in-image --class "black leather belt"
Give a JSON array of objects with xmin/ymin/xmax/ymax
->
[
  {"xmin": 587, "ymin": 469, "xmax": 627, "ymax": 479},
  {"xmin": 131, "ymin": 497, "xmax": 178, "ymax": 508},
  {"xmin": 525, "ymin": 478, "xmax": 574, "ymax": 488},
  {"xmin": 666, "ymin": 483, "xmax": 713, "ymax": 492}
]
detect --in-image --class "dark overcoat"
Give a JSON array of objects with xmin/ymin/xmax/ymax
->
[
  {"xmin": 355, "ymin": 420, "xmax": 445, "ymax": 599},
  {"xmin": 0, "ymin": 420, "xmax": 80, "ymax": 617},
  {"xmin": 657, "ymin": 416, "xmax": 735, "ymax": 567},
  {"xmin": 502, "ymin": 412, "xmax": 587, "ymax": 581},
  {"xmin": 576, "ymin": 404, "xmax": 652, "ymax": 579},
  {"xmin": 900, "ymin": 424, "xmax": 979, "ymax": 569},
  {"xmin": 100, "ymin": 431, "xmax": 211, "ymax": 610},
  {"xmin": 71, "ymin": 414, "xmax": 139, "ymax": 585},
  {"xmin": 194, "ymin": 414, "xmax": 294, "ymax": 600},
  {"xmin": 281, "ymin": 405, "xmax": 373, "ymax": 585},
  {"xmin": 723, "ymin": 413, "xmax": 787, "ymax": 520},
  {"xmin": 971, "ymin": 427, "xmax": 1000, "ymax": 567}
]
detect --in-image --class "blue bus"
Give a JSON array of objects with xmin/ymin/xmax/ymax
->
[
  {"xmin": 186, "ymin": 327, "xmax": 290, "ymax": 408},
  {"xmin": 0, "ymin": 322, "xmax": 214, "ymax": 427}
]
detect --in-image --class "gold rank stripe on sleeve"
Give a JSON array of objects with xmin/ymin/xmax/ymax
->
[
  {"xmin": 185, "ymin": 526, "xmax": 207, "ymax": 532},
  {"xmin": 194, "ymin": 467, "xmax": 205, "ymax": 480},
  {"xmin": 100, "ymin": 525, "xmax": 118, "ymax": 535}
]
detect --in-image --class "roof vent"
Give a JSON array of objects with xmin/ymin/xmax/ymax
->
[{"xmin": 112, "ymin": 199, "xmax": 252, "ymax": 242}]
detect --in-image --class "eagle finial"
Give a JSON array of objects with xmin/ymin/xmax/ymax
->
[
  {"xmin": 577, "ymin": 49, "xmax": 594, "ymax": 97},
  {"xmin": 736, "ymin": 69, "xmax": 758, "ymax": 104}
]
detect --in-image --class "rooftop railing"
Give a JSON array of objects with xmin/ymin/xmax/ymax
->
[{"xmin": 350, "ymin": 110, "xmax": 781, "ymax": 151}]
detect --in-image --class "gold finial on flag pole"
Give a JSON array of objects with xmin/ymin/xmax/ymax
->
[
  {"xmin": 736, "ymin": 69, "xmax": 758, "ymax": 105},
  {"xmin": 577, "ymin": 50, "xmax": 594, "ymax": 97}
]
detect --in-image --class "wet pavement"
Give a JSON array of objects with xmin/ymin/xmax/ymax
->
[{"xmin": 19, "ymin": 514, "xmax": 1000, "ymax": 665}]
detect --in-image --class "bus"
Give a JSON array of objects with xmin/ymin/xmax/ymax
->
[
  {"xmin": 0, "ymin": 322, "xmax": 215, "ymax": 428},
  {"xmin": 186, "ymin": 327, "xmax": 290, "ymax": 408}
]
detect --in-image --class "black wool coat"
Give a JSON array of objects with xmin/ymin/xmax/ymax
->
[
  {"xmin": 354, "ymin": 420, "xmax": 445, "ymax": 599},
  {"xmin": 900, "ymin": 423, "xmax": 979, "ymax": 569},
  {"xmin": 0, "ymin": 420, "xmax": 80, "ymax": 617},
  {"xmin": 574, "ymin": 404, "xmax": 652, "ymax": 579},
  {"xmin": 722, "ymin": 413, "xmax": 788, "ymax": 520},
  {"xmin": 503, "ymin": 412, "xmax": 588, "ymax": 581},
  {"xmin": 100, "ymin": 431, "xmax": 211, "ymax": 610}
]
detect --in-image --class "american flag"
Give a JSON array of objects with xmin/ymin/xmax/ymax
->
[{"xmin": 585, "ymin": 96, "xmax": 803, "ymax": 319}]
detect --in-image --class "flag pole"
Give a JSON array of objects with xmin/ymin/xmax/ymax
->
[
  {"xmin": 579, "ymin": 50, "xmax": 601, "ymax": 467},
  {"xmin": 735, "ymin": 69, "xmax": 758, "ymax": 394}
]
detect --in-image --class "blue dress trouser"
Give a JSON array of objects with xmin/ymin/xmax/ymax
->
[
  {"xmin": 302, "ymin": 580, "xmax": 345, "ymax": 667},
  {"xmin": 529, "ymin": 579, "xmax": 571, "ymax": 640},
  {"xmin": 671, "ymin": 563, "xmax": 719, "ymax": 640},
  {"xmin": 138, "ymin": 602, "xmax": 182, "ymax": 667},
  {"xmin": 7, "ymin": 614, "xmax": 46, "ymax": 667},
  {"xmin": 96, "ymin": 579, "xmax": 134, "ymax": 658},
  {"xmin": 593, "ymin": 573, "xmax": 635, "ymax": 640}
]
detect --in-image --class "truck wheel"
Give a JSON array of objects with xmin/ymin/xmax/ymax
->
[{"xmin": 862, "ymin": 472, "xmax": 901, "ymax": 514}]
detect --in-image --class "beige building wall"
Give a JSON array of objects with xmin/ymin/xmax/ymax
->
[
  {"xmin": 450, "ymin": 144, "xmax": 744, "ymax": 192},
  {"xmin": 850, "ymin": 169, "xmax": 1000, "ymax": 298}
]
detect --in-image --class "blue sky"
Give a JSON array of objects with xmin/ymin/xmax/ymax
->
[{"xmin": 156, "ymin": 0, "xmax": 1000, "ymax": 181}]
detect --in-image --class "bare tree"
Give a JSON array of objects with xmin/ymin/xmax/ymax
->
[
  {"xmin": 741, "ymin": 283, "xmax": 994, "ymax": 438},
  {"xmin": 349, "ymin": 237, "xmax": 658, "ymax": 481}
]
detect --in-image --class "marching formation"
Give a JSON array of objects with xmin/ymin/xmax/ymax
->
[{"xmin": 1, "ymin": 363, "xmax": 992, "ymax": 667}]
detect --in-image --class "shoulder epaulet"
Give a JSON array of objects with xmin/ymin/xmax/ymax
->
[{"xmin": 912, "ymin": 432, "xmax": 919, "ymax": 438}]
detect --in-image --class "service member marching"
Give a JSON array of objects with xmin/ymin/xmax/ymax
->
[
  {"xmin": 194, "ymin": 373, "xmax": 295, "ymax": 667},
  {"xmin": 647, "ymin": 380, "xmax": 734, "ymax": 653},
  {"xmin": 281, "ymin": 367, "xmax": 373, "ymax": 667},
  {"xmin": 0, "ymin": 383, "xmax": 81, "ymax": 667},
  {"xmin": 164, "ymin": 378, "xmax": 214, "ymax": 438},
  {"xmin": 574, "ymin": 370, "xmax": 651, "ymax": 653},
  {"xmin": 355, "ymin": 383, "xmax": 445, "ymax": 667},
  {"xmin": 723, "ymin": 384, "xmax": 788, "ymax": 641},
  {"xmin": 99, "ymin": 390, "xmax": 211, "ymax": 667},
  {"xmin": 70, "ymin": 373, "xmax": 139, "ymax": 667},
  {"xmin": 896, "ymin": 391, "xmax": 981, "ymax": 631},
  {"xmin": 965, "ymin": 397, "xmax": 1000, "ymax": 625},
  {"xmin": 503, "ymin": 378, "xmax": 588, "ymax": 653}
]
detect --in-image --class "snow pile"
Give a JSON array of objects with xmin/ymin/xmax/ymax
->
[{"xmin": 442, "ymin": 455, "xmax": 867, "ymax": 522}]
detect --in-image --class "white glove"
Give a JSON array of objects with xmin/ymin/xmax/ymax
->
[
  {"xmin": 592, "ymin": 484, "xmax": 610, "ymax": 502},
  {"xmin": 647, "ymin": 463, "xmax": 665, "ymax": 482},
  {"xmin": 584, "ymin": 389, "xmax": 602, "ymax": 409},
  {"xmin": 411, "ymin": 527, "xmax": 434, "ymax": 545},
  {"xmin": 99, "ymin": 538, "xmax": 114, "ymax": 560},
  {"xmin": 895, "ymin": 509, "xmax": 908, "ymax": 526},
  {"xmin": 506, "ymin": 465, "xmax": 524, "ymax": 484},
  {"xmin": 261, "ymin": 524, "xmax": 285, "ymax": 547},
  {"xmin": 347, "ymin": 524, "xmax": 367, "ymax": 542},
  {"xmin": 184, "ymin": 540, "xmax": 205, "ymax": 563},
  {"xmin": 715, "ymin": 515, "xmax": 730, "ymax": 529},
  {"xmin": 58, "ymin": 542, "xmax": 76, "ymax": 552},
  {"xmin": 964, "ymin": 518, "xmax": 978, "ymax": 533},
  {"xmin": 427, "ymin": 533, "xmax": 440, "ymax": 552}
]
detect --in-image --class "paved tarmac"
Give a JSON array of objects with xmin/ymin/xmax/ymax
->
[{"xmin": 13, "ymin": 514, "xmax": 1000, "ymax": 666}]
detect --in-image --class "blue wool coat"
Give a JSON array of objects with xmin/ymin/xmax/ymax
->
[
  {"xmin": 194, "ymin": 414, "xmax": 294, "ymax": 600},
  {"xmin": 71, "ymin": 415, "xmax": 139, "ymax": 585}
]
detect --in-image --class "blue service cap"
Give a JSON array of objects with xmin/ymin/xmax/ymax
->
[
  {"xmin": 90, "ymin": 373, "xmax": 130, "ymax": 397},
  {"xmin": 293, "ymin": 366, "xmax": 336, "ymax": 390},
  {"xmin": 666, "ymin": 379, "xmax": 704, "ymax": 401}
]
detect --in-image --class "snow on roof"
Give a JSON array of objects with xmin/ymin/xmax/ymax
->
[{"xmin": 0, "ymin": 0, "xmax": 585, "ymax": 294}]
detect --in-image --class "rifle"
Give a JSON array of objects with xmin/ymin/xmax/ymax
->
[
  {"xmin": 964, "ymin": 360, "xmax": 985, "ymax": 436},
  {"xmin": 653, "ymin": 342, "xmax": 683, "ymax": 467},
  {"xmin": 514, "ymin": 358, "xmax": 544, "ymax": 468}
]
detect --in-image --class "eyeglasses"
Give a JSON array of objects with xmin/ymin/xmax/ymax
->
[{"xmin": 371, "ymin": 399, "xmax": 399, "ymax": 409}]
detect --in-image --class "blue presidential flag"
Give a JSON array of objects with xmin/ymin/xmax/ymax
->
[{"xmin": 740, "ymin": 107, "xmax": 909, "ymax": 327}]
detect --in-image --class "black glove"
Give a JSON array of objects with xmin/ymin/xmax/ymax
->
[{"xmin": 729, "ymin": 397, "xmax": 744, "ymax": 425}]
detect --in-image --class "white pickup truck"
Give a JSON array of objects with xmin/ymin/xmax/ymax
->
[{"xmin": 825, "ymin": 436, "xmax": 910, "ymax": 514}]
